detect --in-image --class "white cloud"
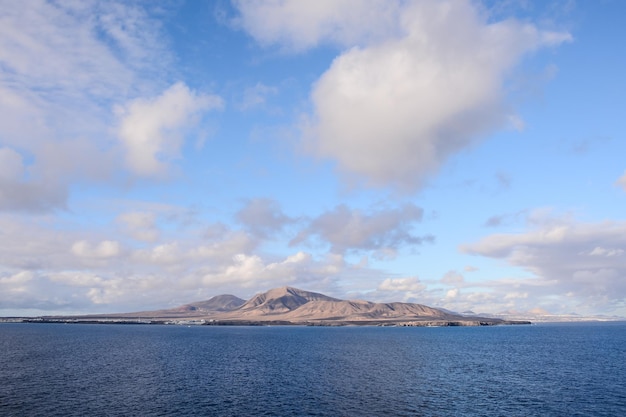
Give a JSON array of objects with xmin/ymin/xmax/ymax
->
[
  {"xmin": 117, "ymin": 211, "xmax": 160, "ymax": 242},
  {"xmin": 504, "ymin": 291, "xmax": 528, "ymax": 300},
  {"xmin": 290, "ymin": 203, "xmax": 431, "ymax": 256},
  {"xmin": 0, "ymin": 147, "xmax": 24, "ymax": 180},
  {"xmin": 116, "ymin": 82, "xmax": 223, "ymax": 177},
  {"xmin": 378, "ymin": 277, "xmax": 424, "ymax": 292},
  {"xmin": 441, "ymin": 270, "xmax": 464, "ymax": 285},
  {"xmin": 48, "ymin": 271, "xmax": 104, "ymax": 287},
  {"xmin": 191, "ymin": 231, "xmax": 258, "ymax": 262},
  {"xmin": 132, "ymin": 242, "xmax": 184, "ymax": 266},
  {"xmin": 0, "ymin": 271, "xmax": 33, "ymax": 285},
  {"xmin": 589, "ymin": 247, "xmax": 624, "ymax": 257},
  {"xmin": 233, "ymin": 0, "xmax": 401, "ymax": 51},
  {"xmin": 198, "ymin": 250, "xmax": 342, "ymax": 292},
  {"xmin": 0, "ymin": 147, "xmax": 66, "ymax": 212},
  {"xmin": 445, "ymin": 288, "xmax": 459, "ymax": 299},
  {"xmin": 308, "ymin": 3, "xmax": 570, "ymax": 190},
  {"xmin": 0, "ymin": 215, "xmax": 77, "ymax": 271},
  {"xmin": 71, "ymin": 240, "xmax": 122, "ymax": 259},
  {"xmin": 462, "ymin": 218, "xmax": 626, "ymax": 313},
  {"xmin": 363, "ymin": 276, "xmax": 427, "ymax": 303},
  {"xmin": 236, "ymin": 198, "xmax": 295, "ymax": 238},
  {"xmin": 0, "ymin": 209, "xmax": 385, "ymax": 313},
  {"xmin": 235, "ymin": 0, "xmax": 571, "ymax": 191}
]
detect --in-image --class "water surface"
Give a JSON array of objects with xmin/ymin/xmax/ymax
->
[{"xmin": 1, "ymin": 323, "xmax": 625, "ymax": 416}]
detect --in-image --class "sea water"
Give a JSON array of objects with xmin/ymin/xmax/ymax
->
[{"xmin": 1, "ymin": 322, "xmax": 625, "ymax": 416}]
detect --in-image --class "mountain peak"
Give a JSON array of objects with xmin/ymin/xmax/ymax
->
[
  {"xmin": 179, "ymin": 294, "xmax": 245, "ymax": 313},
  {"xmin": 238, "ymin": 286, "xmax": 340, "ymax": 314}
]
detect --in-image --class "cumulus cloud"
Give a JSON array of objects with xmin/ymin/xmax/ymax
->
[
  {"xmin": 116, "ymin": 82, "xmax": 223, "ymax": 177},
  {"xmin": 0, "ymin": 214, "xmax": 243, "ymax": 312},
  {"xmin": 291, "ymin": 203, "xmax": 431, "ymax": 257},
  {"xmin": 235, "ymin": 0, "xmax": 571, "ymax": 190},
  {"xmin": 359, "ymin": 276, "xmax": 427, "ymax": 303},
  {"xmin": 118, "ymin": 211, "xmax": 161, "ymax": 242},
  {"xmin": 192, "ymin": 230, "xmax": 258, "ymax": 262},
  {"xmin": 236, "ymin": 198, "xmax": 295, "ymax": 238},
  {"xmin": 589, "ymin": 247, "xmax": 624, "ymax": 257},
  {"xmin": 71, "ymin": 240, "xmax": 122, "ymax": 259},
  {"xmin": 461, "ymin": 218, "xmax": 626, "ymax": 312},
  {"xmin": 0, "ymin": 149, "xmax": 67, "ymax": 212},
  {"xmin": 0, "ymin": 208, "xmax": 404, "ymax": 314},
  {"xmin": 200, "ymin": 251, "xmax": 311, "ymax": 288},
  {"xmin": 441, "ymin": 270, "xmax": 464, "ymax": 285},
  {"xmin": 0, "ymin": 215, "xmax": 78, "ymax": 271},
  {"xmin": 0, "ymin": 147, "xmax": 23, "ymax": 181},
  {"xmin": 133, "ymin": 242, "xmax": 183, "ymax": 266},
  {"xmin": 308, "ymin": 5, "xmax": 570, "ymax": 190},
  {"xmin": 378, "ymin": 277, "xmax": 424, "ymax": 292},
  {"xmin": 0, "ymin": 271, "xmax": 34, "ymax": 285},
  {"xmin": 233, "ymin": 0, "xmax": 402, "ymax": 51},
  {"xmin": 445, "ymin": 288, "xmax": 460, "ymax": 300}
]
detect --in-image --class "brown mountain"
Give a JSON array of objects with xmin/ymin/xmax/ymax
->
[
  {"xmin": 37, "ymin": 286, "xmax": 530, "ymax": 326},
  {"xmin": 213, "ymin": 287, "xmax": 454, "ymax": 323},
  {"xmin": 235, "ymin": 286, "xmax": 340, "ymax": 314},
  {"xmin": 179, "ymin": 294, "xmax": 246, "ymax": 313},
  {"xmin": 82, "ymin": 294, "xmax": 246, "ymax": 319}
]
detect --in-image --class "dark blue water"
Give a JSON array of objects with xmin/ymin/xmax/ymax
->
[{"xmin": 1, "ymin": 323, "xmax": 625, "ymax": 416}]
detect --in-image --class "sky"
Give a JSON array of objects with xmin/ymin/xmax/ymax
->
[{"xmin": 1, "ymin": 0, "xmax": 625, "ymax": 318}]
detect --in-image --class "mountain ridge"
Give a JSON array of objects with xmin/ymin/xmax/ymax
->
[{"xmin": 20, "ymin": 286, "xmax": 531, "ymax": 326}]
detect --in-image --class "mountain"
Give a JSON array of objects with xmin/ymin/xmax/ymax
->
[
  {"xmin": 178, "ymin": 294, "xmax": 246, "ymax": 314},
  {"xmin": 79, "ymin": 294, "xmax": 246, "ymax": 319},
  {"xmin": 234, "ymin": 287, "xmax": 340, "ymax": 314},
  {"xmin": 31, "ymin": 286, "xmax": 530, "ymax": 326},
  {"xmin": 207, "ymin": 286, "xmax": 453, "ymax": 322}
]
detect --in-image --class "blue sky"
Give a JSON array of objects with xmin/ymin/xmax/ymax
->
[{"xmin": 1, "ymin": 0, "xmax": 625, "ymax": 318}]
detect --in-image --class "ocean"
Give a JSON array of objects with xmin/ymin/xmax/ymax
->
[{"xmin": 1, "ymin": 322, "xmax": 625, "ymax": 416}]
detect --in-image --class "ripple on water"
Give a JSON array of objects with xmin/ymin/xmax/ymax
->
[{"xmin": 1, "ymin": 323, "xmax": 625, "ymax": 416}]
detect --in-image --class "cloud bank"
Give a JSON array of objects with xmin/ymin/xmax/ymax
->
[{"xmin": 462, "ymin": 217, "xmax": 626, "ymax": 314}]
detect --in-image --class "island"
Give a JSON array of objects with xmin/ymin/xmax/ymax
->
[{"xmin": 4, "ymin": 286, "xmax": 530, "ymax": 327}]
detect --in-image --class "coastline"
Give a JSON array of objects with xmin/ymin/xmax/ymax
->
[{"xmin": 1, "ymin": 317, "xmax": 532, "ymax": 327}]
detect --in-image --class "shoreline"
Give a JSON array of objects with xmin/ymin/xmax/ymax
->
[{"xmin": 0, "ymin": 317, "xmax": 532, "ymax": 327}]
